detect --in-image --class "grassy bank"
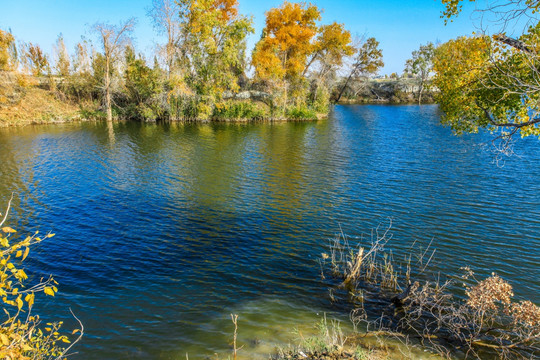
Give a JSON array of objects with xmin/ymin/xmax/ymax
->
[{"xmin": 0, "ymin": 73, "xmax": 82, "ymax": 126}]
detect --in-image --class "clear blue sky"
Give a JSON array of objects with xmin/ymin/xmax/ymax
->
[{"xmin": 0, "ymin": 0, "xmax": 478, "ymax": 75}]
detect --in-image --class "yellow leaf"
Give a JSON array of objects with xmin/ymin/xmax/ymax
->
[
  {"xmin": 0, "ymin": 333, "xmax": 9, "ymax": 345},
  {"xmin": 22, "ymin": 247, "xmax": 29, "ymax": 261},
  {"xmin": 44, "ymin": 287, "xmax": 55, "ymax": 297},
  {"xmin": 16, "ymin": 296, "xmax": 23, "ymax": 310},
  {"xmin": 2, "ymin": 227, "xmax": 16, "ymax": 233},
  {"xmin": 71, "ymin": 329, "xmax": 80, "ymax": 334},
  {"xmin": 25, "ymin": 293, "xmax": 34, "ymax": 308},
  {"xmin": 61, "ymin": 338, "xmax": 71, "ymax": 343},
  {"xmin": 16, "ymin": 269, "xmax": 27, "ymax": 280},
  {"xmin": 16, "ymin": 250, "xmax": 22, "ymax": 258}
]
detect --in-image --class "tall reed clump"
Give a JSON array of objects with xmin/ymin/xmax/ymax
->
[
  {"xmin": 0, "ymin": 197, "xmax": 82, "ymax": 359},
  {"xmin": 322, "ymin": 221, "xmax": 400, "ymax": 294},
  {"xmin": 320, "ymin": 222, "xmax": 540, "ymax": 359}
]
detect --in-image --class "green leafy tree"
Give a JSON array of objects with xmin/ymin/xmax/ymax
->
[
  {"xmin": 336, "ymin": 37, "xmax": 384, "ymax": 102},
  {"xmin": 405, "ymin": 42, "xmax": 435, "ymax": 104},
  {"xmin": 123, "ymin": 46, "xmax": 162, "ymax": 119},
  {"xmin": 180, "ymin": 0, "xmax": 254, "ymax": 99}
]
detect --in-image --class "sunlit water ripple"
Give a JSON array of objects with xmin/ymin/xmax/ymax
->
[{"xmin": 0, "ymin": 105, "xmax": 538, "ymax": 359}]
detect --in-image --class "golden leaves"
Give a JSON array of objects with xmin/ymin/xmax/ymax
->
[
  {"xmin": 2, "ymin": 227, "xmax": 16, "ymax": 233},
  {"xmin": 252, "ymin": 1, "xmax": 321, "ymax": 81}
]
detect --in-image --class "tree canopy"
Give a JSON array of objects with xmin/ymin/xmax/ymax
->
[{"xmin": 434, "ymin": 0, "xmax": 540, "ymax": 146}]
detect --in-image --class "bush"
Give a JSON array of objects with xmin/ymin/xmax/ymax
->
[
  {"xmin": 286, "ymin": 105, "xmax": 317, "ymax": 120},
  {"xmin": 0, "ymin": 199, "xmax": 82, "ymax": 359},
  {"xmin": 212, "ymin": 101, "xmax": 267, "ymax": 121}
]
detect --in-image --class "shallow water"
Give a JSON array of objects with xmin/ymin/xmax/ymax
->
[{"xmin": 0, "ymin": 105, "xmax": 538, "ymax": 359}]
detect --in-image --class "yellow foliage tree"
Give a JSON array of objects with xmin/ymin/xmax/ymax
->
[
  {"xmin": 436, "ymin": 0, "xmax": 540, "ymax": 150},
  {"xmin": 0, "ymin": 29, "xmax": 16, "ymax": 72},
  {"xmin": 252, "ymin": 1, "xmax": 321, "ymax": 82}
]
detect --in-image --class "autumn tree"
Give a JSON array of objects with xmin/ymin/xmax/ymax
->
[
  {"xmin": 304, "ymin": 22, "xmax": 355, "ymax": 110},
  {"xmin": 148, "ymin": 0, "xmax": 184, "ymax": 79},
  {"xmin": 0, "ymin": 29, "xmax": 16, "ymax": 71},
  {"xmin": 435, "ymin": 0, "xmax": 540, "ymax": 147},
  {"xmin": 404, "ymin": 42, "xmax": 435, "ymax": 104},
  {"xmin": 179, "ymin": 0, "xmax": 254, "ymax": 101},
  {"xmin": 93, "ymin": 18, "xmax": 136, "ymax": 121},
  {"xmin": 252, "ymin": 1, "xmax": 321, "ymax": 106},
  {"xmin": 72, "ymin": 40, "xmax": 91, "ymax": 75},
  {"xmin": 22, "ymin": 43, "xmax": 49, "ymax": 76},
  {"xmin": 253, "ymin": 2, "xmax": 320, "ymax": 80},
  {"xmin": 305, "ymin": 23, "xmax": 354, "ymax": 76},
  {"xmin": 335, "ymin": 37, "xmax": 384, "ymax": 102},
  {"xmin": 53, "ymin": 34, "xmax": 70, "ymax": 77},
  {"xmin": 63, "ymin": 40, "xmax": 94, "ymax": 102}
]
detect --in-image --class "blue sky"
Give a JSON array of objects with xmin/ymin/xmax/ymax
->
[{"xmin": 0, "ymin": 0, "xmax": 478, "ymax": 74}]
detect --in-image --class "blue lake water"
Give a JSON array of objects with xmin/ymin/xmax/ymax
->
[{"xmin": 0, "ymin": 105, "xmax": 538, "ymax": 359}]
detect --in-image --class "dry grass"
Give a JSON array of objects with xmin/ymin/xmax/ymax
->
[{"xmin": 0, "ymin": 72, "xmax": 81, "ymax": 127}]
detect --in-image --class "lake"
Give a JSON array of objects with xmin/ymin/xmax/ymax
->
[{"xmin": 0, "ymin": 105, "xmax": 538, "ymax": 359}]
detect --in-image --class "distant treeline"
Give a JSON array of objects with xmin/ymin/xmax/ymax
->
[{"xmin": 0, "ymin": 0, "xmax": 435, "ymax": 123}]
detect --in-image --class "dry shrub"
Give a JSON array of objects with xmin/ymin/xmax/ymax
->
[{"xmin": 321, "ymin": 224, "xmax": 539, "ymax": 359}]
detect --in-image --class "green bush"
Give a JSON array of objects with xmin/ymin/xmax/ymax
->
[
  {"xmin": 286, "ymin": 105, "xmax": 317, "ymax": 120},
  {"xmin": 212, "ymin": 101, "xmax": 267, "ymax": 121},
  {"xmin": 79, "ymin": 105, "xmax": 106, "ymax": 120}
]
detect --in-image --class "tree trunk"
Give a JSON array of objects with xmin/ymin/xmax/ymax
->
[
  {"xmin": 336, "ymin": 68, "xmax": 357, "ymax": 103},
  {"xmin": 418, "ymin": 81, "xmax": 424, "ymax": 105},
  {"xmin": 105, "ymin": 57, "xmax": 112, "ymax": 122}
]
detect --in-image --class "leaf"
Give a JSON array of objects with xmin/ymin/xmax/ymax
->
[
  {"xmin": 25, "ymin": 293, "xmax": 34, "ymax": 308},
  {"xmin": 16, "ymin": 250, "xmax": 22, "ymax": 258},
  {"xmin": 22, "ymin": 247, "xmax": 29, "ymax": 261},
  {"xmin": 2, "ymin": 227, "xmax": 16, "ymax": 233},
  {"xmin": 0, "ymin": 333, "xmax": 9, "ymax": 345},
  {"xmin": 44, "ymin": 287, "xmax": 55, "ymax": 297},
  {"xmin": 16, "ymin": 296, "xmax": 23, "ymax": 310}
]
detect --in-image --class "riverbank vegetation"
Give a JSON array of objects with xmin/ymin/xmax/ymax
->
[{"xmin": 0, "ymin": 0, "xmax": 388, "ymax": 125}]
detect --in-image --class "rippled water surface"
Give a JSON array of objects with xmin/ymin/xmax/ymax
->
[{"xmin": 0, "ymin": 105, "xmax": 538, "ymax": 359}]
